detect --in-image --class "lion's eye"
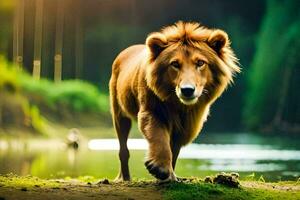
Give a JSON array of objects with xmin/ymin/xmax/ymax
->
[
  {"xmin": 170, "ymin": 61, "xmax": 180, "ymax": 70},
  {"xmin": 196, "ymin": 60, "xmax": 205, "ymax": 69}
]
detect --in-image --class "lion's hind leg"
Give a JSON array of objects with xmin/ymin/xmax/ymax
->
[{"xmin": 113, "ymin": 114, "xmax": 132, "ymax": 182}]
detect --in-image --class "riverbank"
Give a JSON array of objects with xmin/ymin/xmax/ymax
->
[{"xmin": 0, "ymin": 175, "xmax": 299, "ymax": 200}]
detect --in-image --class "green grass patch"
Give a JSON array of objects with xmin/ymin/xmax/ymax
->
[
  {"xmin": 163, "ymin": 180, "xmax": 300, "ymax": 200},
  {"xmin": 0, "ymin": 174, "xmax": 59, "ymax": 189},
  {"xmin": 163, "ymin": 181, "xmax": 246, "ymax": 200}
]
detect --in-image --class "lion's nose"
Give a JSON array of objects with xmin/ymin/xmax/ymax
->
[{"xmin": 180, "ymin": 84, "xmax": 195, "ymax": 98}]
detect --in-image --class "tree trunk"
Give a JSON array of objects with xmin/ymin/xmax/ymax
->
[
  {"xmin": 54, "ymin": 0, "xmax": 64, "ymax": 83},
  {"xmin": 272, "ymin": 66, "xmax": 292, "ymax": 127},
  {"xmin": 75, "ymin": 0, "xmax": 83, "ymax": 79},
  {"xmin": 13, "ymin": 0, "xmax": 24, "ymax": 69},
  {"xmin": 33, "ymin": 0, "xmax": 44, "ymax": 79}
]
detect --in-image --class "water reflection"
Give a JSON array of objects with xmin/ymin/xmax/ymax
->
[
  {"xmin": 0, "ymin": 136, "xmax": 300, "ymax": 181},
  {"xmin": 198, "ymin": 160, "xmax": 286, "ymax": 172},
  {"xmin": 88, "ymin": 139, "xmax": 300, "ymax": 160},
  {"xmin": 88, "ymin": 139, "xmax": 148, "ymax": 150}
]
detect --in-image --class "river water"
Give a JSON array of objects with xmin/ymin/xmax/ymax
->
[{"xmin": 0, "ymin": 133, "xmax": 299, "ymax": 181}]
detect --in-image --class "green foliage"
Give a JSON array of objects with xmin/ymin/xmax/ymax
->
[
  {"xmin": 0, "ymin": 56, "xmax": 19, "ymax": 93},
  {"xmin": 0, "ymin": 58, "xmax": 46, "ymax": 134},
  {"xmin": 244, "ymin": 0, "xmax": 300, "ymax": 130},
  {"xmin": 0, "ymin": 56, "xmax": 112, "ymax": 135},
  {"xmin": 48, "ymin": 81, "xmax": 109, "ymax": 113},
  {"xmin": 22, "ymin": 103, "xmax": 46, "ymax": 134},
  {"xmin": 20, "ymin": 75, "xmax": 110, "ymax": 114}
]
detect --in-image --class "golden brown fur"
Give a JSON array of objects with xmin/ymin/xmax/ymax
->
[{"xmin": 109, "ymin": 21, "xmax": 240, "ymax": 181}]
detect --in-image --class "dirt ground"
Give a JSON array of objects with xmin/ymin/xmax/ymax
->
[
  {"xmin": 0, "ymin": 175, "xmax": 299, "ymax": 200},
  {"xmin": 0, "ymin": 180, "xmax": 162, "ymax": 200},
  {"xmin": 241, "ymin": 181, "xmax": 300, "ymax": 192}
]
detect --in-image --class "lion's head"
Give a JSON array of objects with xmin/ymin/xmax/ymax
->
[{"xmin": 145, "ymin": 21, "xmax": 240, "ymax": 106}]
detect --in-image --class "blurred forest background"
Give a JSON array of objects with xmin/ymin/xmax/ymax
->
[{"xmin": 0, "ymin": 0, "xmax": 299, "ymax": 137}]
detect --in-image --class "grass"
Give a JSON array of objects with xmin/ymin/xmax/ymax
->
[
  {"xmin": 163, "ymin": 180, "xmax": 300, "ymax": 200},
  {"xmin": 0, "ymin": 174, "xmax": 59, "ymax": 189},
  {"xmin": 0, "ymin": 175, "xmax": 299, "ymax": 200}
]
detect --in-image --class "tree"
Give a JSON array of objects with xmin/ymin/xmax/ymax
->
[
  {"xmin": 244, "ymin": 0, "xmax": 300, "ymax": 133},
  {"xmin": 32, "ymin": 0, "xmax": 43, "ymax": 79}
]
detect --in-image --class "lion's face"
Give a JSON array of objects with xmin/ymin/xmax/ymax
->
[
  {"xmin": 146, "ymin": 44, "xmax": 215, "ymax": 105},
  {"xmin": 166, "ymin": 45, "xmax": 213, "ymax": 105},
  {"xmin": 145, "ymin": 22, "xmax": 240, "ymax": 105}
]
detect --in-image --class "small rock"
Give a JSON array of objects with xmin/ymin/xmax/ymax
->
[
  {"xmin": 66, "ymin": 128, "xmax": 80, "ymax": 149},
  {"xmin": 213, "ymin": 172, "xmax": 240, "ymax": 188},
  {"xmin": 98, "ymin": 179, "xmax": 110, "ymax": 185},
  {"xmin": 204, "ymin": 176, "xmax": 213, "ymax": 183},
  {"xmin": 102, "ymin": 179, "xmax": 110, "ymax": 184},
  {"xmin": 177, "ymin": 177, "xmax": 188, "ymax": 182},
  {"xmin": 230, "ymin": 172, "xmax": 239, "ymax": 178}
]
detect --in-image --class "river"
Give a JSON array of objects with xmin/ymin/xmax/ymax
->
[{"xmin": 0, "ymin": 132, "xmax": 299, "ymax": 181}]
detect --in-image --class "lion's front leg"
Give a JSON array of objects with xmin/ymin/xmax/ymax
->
[
  {"xmin": 138, "ymin": 110, "xmax": 175, "ymax": 181},
  {"xmin": 144, "ymin": 131, "xmax": 175, "ymax": 181}
]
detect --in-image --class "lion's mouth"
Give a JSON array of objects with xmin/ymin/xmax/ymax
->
[{"xmin": 178, "ymin": 95, "xmax": 198, "ymax": 105}]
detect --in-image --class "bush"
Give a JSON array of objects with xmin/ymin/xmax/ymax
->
[
  {"xmin": 0, "ymin": 56, "xmax": 19, "ymax": 93},
  {"xmin": 0, "ymin": 56, "xmax": 110, "ymax": 134},
  {"xmin": 0, "ymin": 57, "xmax": 46, "ymax": 134},
  {"xmin": 20, "ymin": 76, "xmax": 110, "ymax": 114}
]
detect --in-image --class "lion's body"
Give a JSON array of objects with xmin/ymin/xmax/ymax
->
[
  {"xmin": 109, "ymin": 21, "xmax": 240, "ymax": 181},
  {"xmin": 110, "ymin": 44, "xmax": 208, "ymax": 145}
]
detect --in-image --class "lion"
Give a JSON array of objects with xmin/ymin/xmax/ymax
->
[{"xmin": 109, "ymin": 21, "xmax": 240, "ymax": 182}]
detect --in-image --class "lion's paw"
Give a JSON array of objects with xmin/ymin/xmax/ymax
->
[{"xmin": 145, "ymin": 160, "xmax": 171, "ymax": 180}]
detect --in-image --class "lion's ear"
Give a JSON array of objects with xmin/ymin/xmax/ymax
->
[
  {"xmin": 207, "ymin": 30, "xmax": 228, "ymax": 54},
  {"xmin": 146, "ymin": 32, "xmax": 168, "ymax": 59}
]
